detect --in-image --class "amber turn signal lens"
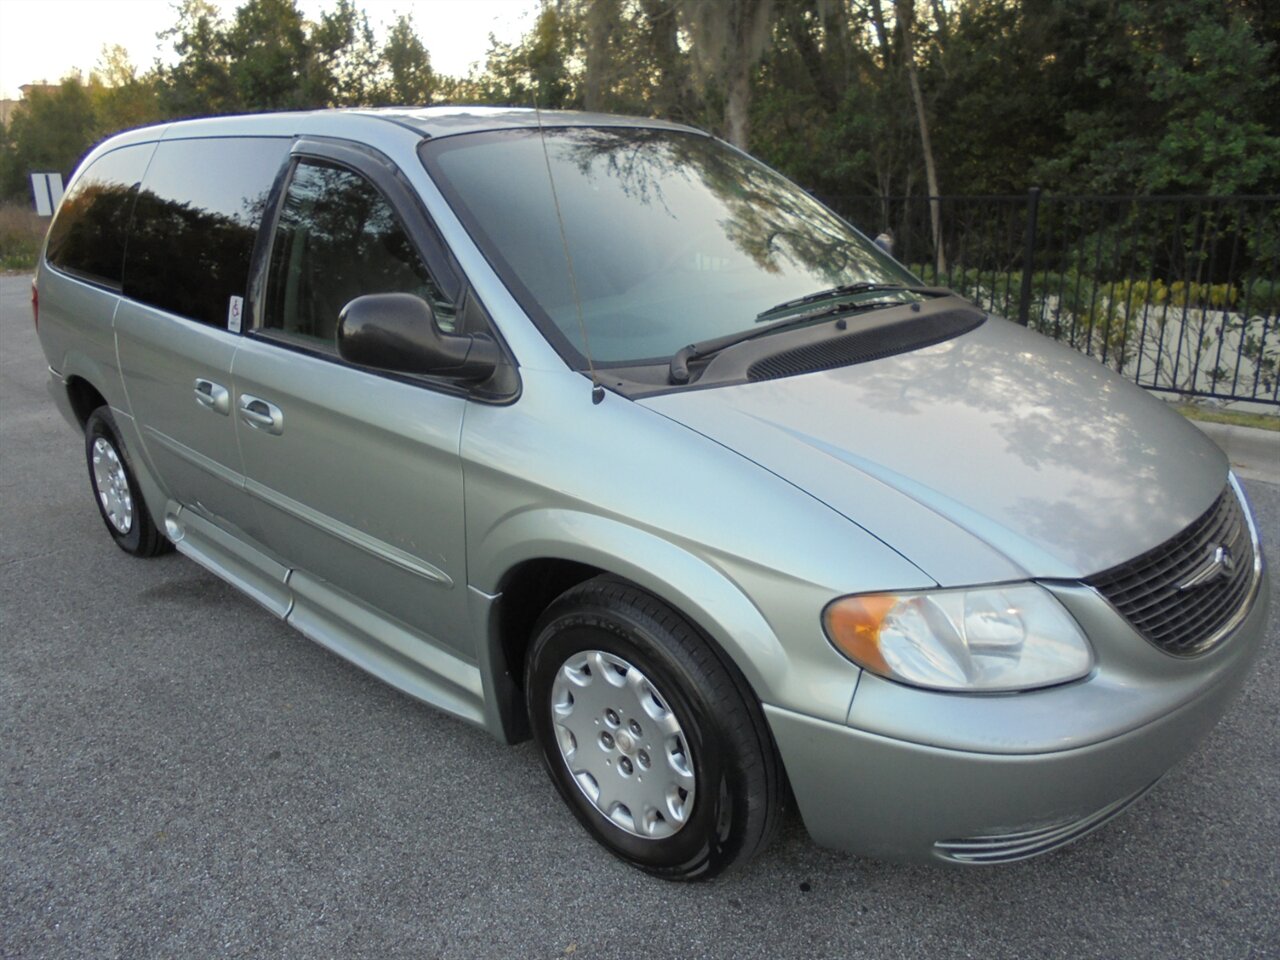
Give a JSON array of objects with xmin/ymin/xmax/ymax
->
[{"xmin": 823, "ymin": 594, "xmax": 899, "ymax": 675}]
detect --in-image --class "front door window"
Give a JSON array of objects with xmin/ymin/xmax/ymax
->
[{"xmin": 262, "ymin": 159, "xmax": 454, "ymax": 350}]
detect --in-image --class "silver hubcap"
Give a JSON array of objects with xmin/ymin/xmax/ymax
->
[
  {"xmin": 551, "ymin": 650, "xmax": 696, "ymax": 839},
  {"xmin": 91, "ymin": 437, "xmax": 133, "ymax": 534}
]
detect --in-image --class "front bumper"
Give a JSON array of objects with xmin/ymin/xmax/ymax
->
[{"xmin": 767, "ymin": 573, "xmax": 1269, "ymax": 864}]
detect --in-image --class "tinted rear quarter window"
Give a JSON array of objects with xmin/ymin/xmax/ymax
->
[
  {"xmin": 45, "ymin": 144, "xmax": 155, "ymax": 288},
  {"xmin": 125, "ymin": 137, "xmax": 290, "ymax": 327}
]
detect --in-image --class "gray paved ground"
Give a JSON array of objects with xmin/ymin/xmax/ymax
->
[{"xmin": 2, "ymin": 273, "xmax": 1278, "ymax": 960}]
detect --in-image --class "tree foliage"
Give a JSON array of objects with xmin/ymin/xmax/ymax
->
[
  {"xmin": 2, "ymin": 0, "xmax": 1277, "ymax": 203},
  {"xmin": 157, "ymin": 0, "xmax": 238, "ymax": 117},
  {"xmin": 677, "ymin": 0, "xmax": 775, "ymax": 147},
  {"xmin": 378, "ymin": 13, "xmax": 435, "ymax": 106},
  {"xmin": 305, "ymin": 0, "xmax": 381, "ymax": 106},
  {"xmin": 455, "ymin": 4, "xmax": 576, "ymax": 108},
  {"xmin": 1, "ymin": 78, "xmax": 98, "ymax": 198}
]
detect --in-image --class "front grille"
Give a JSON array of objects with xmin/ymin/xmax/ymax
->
[{"xmin": 1086, "ymin": 484, "xmax": 1258, "ymax": 656}]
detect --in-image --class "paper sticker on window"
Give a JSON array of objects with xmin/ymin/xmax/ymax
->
[{"xmin": 227, "ymin": 295, "xmax": 244, "ymax": 333}]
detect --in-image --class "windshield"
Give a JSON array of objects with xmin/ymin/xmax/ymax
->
[{"xmin": 421, "ymin": 127, "xmax": 917, "ymax": 366}]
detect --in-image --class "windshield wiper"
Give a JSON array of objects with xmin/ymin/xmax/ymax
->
[
  {"xmin": 755, "ymin": 282, "xmax": 938, "ymax": 321},
  {"xmin": 668, "ymin": 300, "xmax": 901, "ymax": 384}
]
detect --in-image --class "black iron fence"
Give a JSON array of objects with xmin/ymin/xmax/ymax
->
[{"xmin": 823, "ymin": 192, "xmax": 1280, "ymax": 406}]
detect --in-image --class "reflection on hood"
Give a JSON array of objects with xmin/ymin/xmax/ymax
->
[{"xmin": 644, "ymin": 317, "xmax": 1227, "ymax": 582}]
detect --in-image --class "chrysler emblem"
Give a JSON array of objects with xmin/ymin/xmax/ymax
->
[{"xmin": 1178, "ymin": 544, "xmax": 1235, "ymax": 591}]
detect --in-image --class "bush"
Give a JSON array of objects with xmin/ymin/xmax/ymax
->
[
  {"xmin": 907, "ymin": 262, "xmax": 1279, "ymax": 394},
  {"xmin": 0, "ymin": 204, "xmax": 46, "ymax": 271},
  {"xmin": 1244, "ymin": 279, "xmax": 1280, "ymax": 314}
]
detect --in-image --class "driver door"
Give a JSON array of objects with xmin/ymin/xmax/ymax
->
[{"xmin": 232, "ymin": 141, "xmax": 474, "ymax": 658}]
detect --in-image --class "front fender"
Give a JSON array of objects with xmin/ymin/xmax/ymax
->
[
  {"xmin": 471, "ymin": 507, "xmax": 858, "ymax": 726},
  {"xmin": 460, "ymin": 367, "xmax": 932, "ymax": 728}
]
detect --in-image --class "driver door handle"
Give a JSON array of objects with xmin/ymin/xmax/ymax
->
[{"xmin": 238, "ymin": 394, "xmax": 284, "ymax": 435}]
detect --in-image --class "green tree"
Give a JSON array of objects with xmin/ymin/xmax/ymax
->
[
  {"xmin": 1029, "ymin": 0, "xmax": 1280, "ymax": 195},
  {"xmin": 90, "ymin": 45, "xmax": 165, "ymax": 135},
  {"xmin": 1134, "ymin": 6, "xmax": 1279, "ymax": 193},
  {"xmin": 306, "ymin": 0, "xmax": 381, "ymax": 106},
  {"xmin": 223, "ymin": 0, "xmax": 311, "ymax": 110},
  {"xmin": 158, "ymin": 0, "xmax": 236, "ymax": 117},
  {"xmin": 678, "ymin": 0, "xmax": 776, "ymax": 147},
  {"xmin": 0, "ymin": 112, "xmax": 22, "ymax": 200},
  {"xmin": 378, "ymin": 13, "xmax": 436, "ymax": 105},
  {"xmin": 549, "ymin": 0, "xmax": 703, "ymax": 122},
  {"xmin": 751, "ymin": 1, "xmax": 918, "ymax": 198},
  {"xmin": 466, "ymin": 3, "xmax": 576, "ymax": 108},
  {"xmin": 924, "ymin": 0, "xmax": 1065, "ymax": 194},
  {"xmin": 581, "ymin": 0, "xmax": 619, "ymax": 111},
  {"xmin": 5, "ymin": 77, "xmax": 99, "ymax": 191},
  {"xmin": 633, "ymin": 0, "xmax": 701, "ymax": 122},
  {"xmin": 888, "ymin": 0, "xmax": 945, "ymax": 270},
  {"xmin": 10, "ymin": 0, "xmax": 1275, "ymax": 211}
]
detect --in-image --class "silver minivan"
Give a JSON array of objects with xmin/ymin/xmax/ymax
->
[{"xmin": 35, "ymin": 107, "xmax": 1268, "ymax": 879}]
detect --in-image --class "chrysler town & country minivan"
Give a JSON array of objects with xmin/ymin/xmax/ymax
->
[{"xmin": 35, "ymin": 107, "xmax": 1268, "ymax": 879}]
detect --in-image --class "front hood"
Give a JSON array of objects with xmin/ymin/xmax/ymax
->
[{"xmin": 643, "ymin": 316, "xmax": 1227, "ymax": 584}]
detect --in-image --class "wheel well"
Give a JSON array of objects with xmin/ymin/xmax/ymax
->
[
  {"xmin": 490, "ymin": 558, "xmax": 795, "ymax": 806},
  {"xmin": 494, "ymin": 558, "xmax": 601, "ymax": 697},
  {"xmin": 65, "ymin": 377, "xmax": 107, "ymax": 428}
]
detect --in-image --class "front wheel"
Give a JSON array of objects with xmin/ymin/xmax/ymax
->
[
  {"xmin": 526, "ymin": 576, "xmax": 783, "ymax": 880},
  {"xmin": 84, "ymin": 406, "xmax": 170, "ymax": 557}
]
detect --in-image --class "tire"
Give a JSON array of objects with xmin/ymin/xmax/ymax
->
[
  {"xmin": 84, "ymin": 406, "xmax": 170, "ymax": 557},
  {"xmin": 525, "ymin": 576, "xmax": 783, "ymax": 880}
]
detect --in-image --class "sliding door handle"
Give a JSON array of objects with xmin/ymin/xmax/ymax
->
[{"xmin": 238, "ymin": 394, "xmax": 284, "ymax": 435}]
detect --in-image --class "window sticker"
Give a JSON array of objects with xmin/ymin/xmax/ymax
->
[{"xmin": 227, "ymin": 295, "xmax": 244, "ymax": 333}]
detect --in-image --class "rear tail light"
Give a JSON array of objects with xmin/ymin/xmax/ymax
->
[{"xmin": 31, "ymin": 278, "xmax": 38, "ymax": 330}]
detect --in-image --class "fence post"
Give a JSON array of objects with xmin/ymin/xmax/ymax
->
[{"xmin": 1017, "ymin": 187, "xmax": 1042, "ymax": 326}]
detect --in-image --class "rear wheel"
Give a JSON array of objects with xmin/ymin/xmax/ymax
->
[
  {"xmin": 84, "ymin": 407, "xmax": 170, "ymax": 557},
  {"xmin": 526, "ymin": 576, "xmax": 782, "ymax": 880}
]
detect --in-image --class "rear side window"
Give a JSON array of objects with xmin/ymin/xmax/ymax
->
[
  {"xmin": 124, "ymin": 137, "xmax": 289, "ymax": 327},
  {"xmin": 45, "ymin": 144, "xmax": 154, "ymax": 288}
]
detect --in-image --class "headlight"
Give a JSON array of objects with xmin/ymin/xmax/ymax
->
[{"xmin": 822, "ymin": 584, "xmax": 1093, "ymax": 692}]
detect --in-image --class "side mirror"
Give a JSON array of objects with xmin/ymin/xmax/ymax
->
[{"xmin": 337, "ymin": 292, "xmax": 499, "ymax": 381}]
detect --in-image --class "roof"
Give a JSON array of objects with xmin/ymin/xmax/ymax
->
[
  {"xmin": 345, "ymin": 105, "xmax": 706, "ymax": 140},
  {"xmin": 84, "ymin": 106, "xmax": 709, "ymax": 172}
]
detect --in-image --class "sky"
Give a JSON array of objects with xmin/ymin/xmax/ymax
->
[{"xmin": 0, "ymin": 0, "xmax": 540, "ymax": 100}]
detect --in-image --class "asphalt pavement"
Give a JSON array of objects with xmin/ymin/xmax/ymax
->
[{"xmin": 2, "ymin": 273, "xmax": 1278, "ymax": 960}]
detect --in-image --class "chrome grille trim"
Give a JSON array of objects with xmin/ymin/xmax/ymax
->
[{"xmin": 1085, "ymin": 475, "xmax": 1262, "ymax": 657}]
